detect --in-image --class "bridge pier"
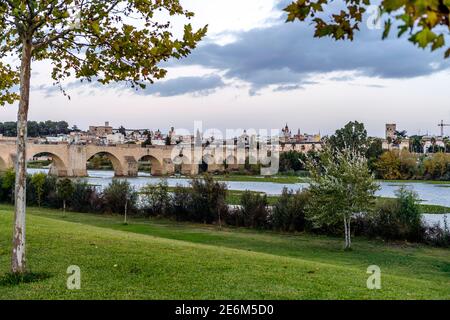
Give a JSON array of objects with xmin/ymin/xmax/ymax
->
[
  {"xmin": 207, "ymin": 163, "xmax": 225, "ymax": 173},
  {"xmin": 162, "ymin": 158, "xmax": 175, "ymax": 176},
  {"xmin": 67, "ymin": 145, "xmax": 88, "ymax": 177},
  {"xmin": 181, "ymin": 163, "xmax": 199, "ymax": 176},
  {"xmin": 124, "ymin": 156, "xmax": 139, "ymax": 177}
]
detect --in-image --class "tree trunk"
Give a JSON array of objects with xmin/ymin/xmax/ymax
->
[
  {"xmin": 63, "ymin": 199, "xmax": 66, "ymax": 214},
  {"xmin": 344, "ymin": 216, "xmax": 349, "ymax": 250},
  {"xmin": 218, "ymin": 207, "xmax": 222, "ymax": 230},
  {"xmin": 347, "ymin": 217, "xmax": 352, "ymax": 249},
  {"xmin": 11, "ymin": 38, "xmax": 33, "ymax": 274},
  {"xmin": 124, "ymin": 199, "xmax": 128, "ymax": 224}
]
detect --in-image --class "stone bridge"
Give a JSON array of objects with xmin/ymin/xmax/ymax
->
[{"xmin": 0, "ymin": 142, "xmax": 249, "ymax": 177}]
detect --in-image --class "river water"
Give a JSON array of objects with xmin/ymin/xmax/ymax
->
[{"xmin": 28, "ymin": 168, "xmax": 450, "ymax": 226}]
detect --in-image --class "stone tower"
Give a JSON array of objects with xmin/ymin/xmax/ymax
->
[{"xmin": 386, "ymin": 124, "xmax": 396, "ymax": 140}]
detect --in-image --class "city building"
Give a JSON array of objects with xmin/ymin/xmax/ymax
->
[
  {"xmin": 382, "ymin": 123, "xmax": 410, "ymax": 151},
  {"xmin": 89, "ymin": 121, "xmax": 113, "ymax": 137}
]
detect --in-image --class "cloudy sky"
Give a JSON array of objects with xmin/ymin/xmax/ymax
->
[{"xmin": 1, "ymin": 0, "xmax": 449, "ymax": 137}]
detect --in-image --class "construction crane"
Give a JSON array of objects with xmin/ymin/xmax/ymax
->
[{"xmin": 438, "ymin": 120, "xmax": 450, "ymax": 137}]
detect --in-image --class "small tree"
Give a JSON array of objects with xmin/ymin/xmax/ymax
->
[
  {"xmin": 307, "ymin": 149, "xmax": 379, "ymax": 249},
  {"xmin": 141, "ymin": 180, "xmax": 171, "ymax": 217},
  {"xmin": 30, "ymin": 173, "xmax": 46, "ymax": 207},
  {"xmin": 103, "ymin": 180, "xmax": 136, "ymax": 215},
  {"xmin": 56, "ymin": 178, "xmax": 75, "ymax": 214}
]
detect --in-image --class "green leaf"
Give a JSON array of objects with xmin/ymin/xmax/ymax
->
[
  {"xmin": 431, "ymin": 34, "xmax": 445, "ymax": 51},
  {"xmin": 92, "ymin": 21, "xmax": 100, "ymax": 35},
  {"xmin": 413, "ymin": 28, "xmax": 437, "ymax": 48},
  {"xmin": 382, "ymin": 20, "xmax": 392, "ymax": 39}
]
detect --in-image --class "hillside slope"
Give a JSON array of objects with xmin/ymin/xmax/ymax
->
[{"xmin": 0, "ymin": 207, "xmax": 449, "ymax": 299}]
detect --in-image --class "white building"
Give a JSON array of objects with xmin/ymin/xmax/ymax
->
[{"xmin": 106, "ymin": 133, "xmax": 125, "ymax": 145}]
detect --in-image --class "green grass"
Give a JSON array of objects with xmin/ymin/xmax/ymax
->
[
  {"xmin": 0, "ymin": 204, "xmax": 449, "ymax": 300},
  {"xmin": 418, "ymin": 204, "xmax": 450, "ymax": 214},
  {"xmin": 377, "ymin": 197, "xmax": 450, "ymax": 214}
]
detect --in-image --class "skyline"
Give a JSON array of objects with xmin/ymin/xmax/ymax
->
[{"xmin": 0, "ymin": 0, "xmax": 449, "ymax": 137}]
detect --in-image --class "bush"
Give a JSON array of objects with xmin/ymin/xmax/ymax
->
[
  {"xmin": 365, "ymin": 187, "xmax": 425, "ymax": 242},
  {"xmin": 172, "ymin": 184, "xmax": 191, "ymax": 221},
  {"xmin": 424, "ymin": 216, "xmax": 450, "ymax": 248},
  {"xmin": 102, "ymin": 180, "xmax": 137, "ymax": 214},
  {"xmin": 26, "ymin": 173, "xmax": 58, "ymax": 208},
  {"xmin": 235, "ymin": 191, "xmax": 269, "ymax": 229},
  {"xmin": 0, "ymin": 169, "xmax": 15, "ymax": 203},
  {"xmin": 423, "ymin": 153, "xmax": 450, "ymax": 181},
  {"xmin": 187, "ymin": 175, "xmax": 228, "ymax": 224},
  {"xmin": 70, "ymin": 180, "xmax": 103, "ymax": 213},
  {"xmin": 272, "ymin": 188, "xmax": 309, "ymax": 232},
  {"xmin": 141, "ymin": 181, "xmax": 171, "ymax": 217}
]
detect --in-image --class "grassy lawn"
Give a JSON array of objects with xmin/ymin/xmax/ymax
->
[
  {"xmin": 0, "ymin": 204, "xmax": 449, "ymax": 300},
  {"xmin": 376, "ymin": 197, "xmax": 450, "ymax": 214}
]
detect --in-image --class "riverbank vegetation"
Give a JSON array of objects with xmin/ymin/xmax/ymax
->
[
  {"xmin": 1, "ymin": 170, "xmax": 448, "ymax": 248},
  {"xmin": 374, "ymin": 150, "xmax": 450, "ymax": 181}
]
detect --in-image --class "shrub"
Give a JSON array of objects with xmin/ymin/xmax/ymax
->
[
  {"xmin": 375, "ymin": 150, "xmax": 418, "ymax": 180},
  {"xmin": 70, "ymin": 180, "xmax": 103, "ymax": 213},
  {"xmin": 102, "ymin": 180, "xmax": 137, "ymax": 214},
  {"xmin": 0, "ymin": 169, "xmax": 15, "ymax": 203},
  {"xmin": 272, "ymin": 188, "xmax": 309, "ymax": 232},
  {"xmin": 366, "ymin": 188, "xmax": 425, "ymax": 242},
  {"xmin": 188, "ymin": 175, "xmax": 228, "ymax": 224},
  {"xmin": 172, "ymin": 184, "xmax": 191, "ymax": 221},
  {"xmin": 26, "ymin": 173, "xmax": 58, "ymax": 208},
  {"xmin": 423, "ymin": 153, "xmax": 450, "ymax": 181},
  {"xmin": 141, "ymin": 181, "xmax": 171, "ymax": 217},
  {"xmin": 237, "ymin": 191, "xmax": 269, "ymax": 229},
  {"xmin": 425, "ymin": 216, "xmax": 450, "ymax": 248}
]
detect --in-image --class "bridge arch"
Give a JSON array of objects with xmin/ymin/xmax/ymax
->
[
  {"xmin": 28, "ymin": 152, "xmax": 68, "ymax": 177},
  {"xmin": 86, "ymin": 151, "xmax": 125, "ymax": 177},
  {"xmin": 138, "ymin": 155, "xmax": 163, "ymax": 176}
]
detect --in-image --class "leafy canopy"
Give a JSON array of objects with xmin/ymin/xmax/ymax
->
[
  {"xmin": 306, "ymin": 147, "xmax": 379, "ymax": 226},
  {"xmin": 284, "ymin": 0, "xmax": 450, "ymax": 58},
  {"xmin": 328, "ymin": 121, "xmax": 368, "ymax": 155},
  {"xmin": 0, "ymin": 0, "xmax": 208, "ymax": 104}
]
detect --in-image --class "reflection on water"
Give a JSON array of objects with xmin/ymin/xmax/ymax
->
[{"xmin": 28, "ymin": 168, "xmax": 450, "ymax": 223}]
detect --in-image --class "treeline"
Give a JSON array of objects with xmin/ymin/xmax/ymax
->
[
  {"xmin": 0, "ymin": 170, "xmax": 448, "ymax": 247},
  {"xmin": 374, "ymin": 150, "xmax": 450, "ymax": 181},
  {"xmin": 0, "ymin": 121, "xmax": 70, "ymax": 137}
]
